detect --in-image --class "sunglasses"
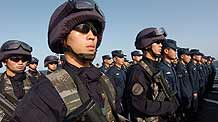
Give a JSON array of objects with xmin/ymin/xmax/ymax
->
[
  {"xmin": 74, "ymin": 23, "xmax": 98, "ymax": 36},
  {"xmin": 9, "ymin": 55, "xmax": 30, "ymax": 63},
  {"xmin": 49, "ymin": 62, "xmax": 58, "ymax": 65},
  {"xmin": 154, "ymin": 40, "xmax": 163, "ymax": 44},
  {"xmin": 1, "ymin": 40, "xmax": 32, "ymax": 52}
]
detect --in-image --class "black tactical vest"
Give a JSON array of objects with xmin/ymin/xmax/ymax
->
[{"xmin": 46, "ymin": 69, "xmax": 117, "ymax": 122}]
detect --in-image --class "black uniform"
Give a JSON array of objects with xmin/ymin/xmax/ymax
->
[
  {"xmin": 126, "ymin": 57, "xmax": 177, "ymax": 122},
  {"xmin": 26, "ymin": 70, "xmax": 43, "ymax": 85},
  {"xmin": 106, "ymin": 65, "xmax": 126, "ymax": 113},
  {"xmin": 175, "ymin": 62, "xmax": 193, "ymax": 110},
  {"xmin": 187, "ymin": 61, "xmax": 200, "ymax": 113},
  {"xmin": 11, "ymin": 62, "xmax": 116, "ymax": 122},
  {"xmin": 197, "ymin": 64, "xmax": 206, "ymax": 98}
]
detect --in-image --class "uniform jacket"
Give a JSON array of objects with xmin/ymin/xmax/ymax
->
[
  {"xmin": 126, "ymin": 57, "xmax": 177, "ymax": 119},
  {"xmin": 11, "ymin": 62, "xmax": 116, "ymax": 122},
  {"xmin": 187, "ymin": 61, "xmax": 200, "ymax": 92}
]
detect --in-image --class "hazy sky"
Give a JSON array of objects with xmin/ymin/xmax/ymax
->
[{"xmin": 1, "ymin": 0, "xmax": 218, "ymax": 72}]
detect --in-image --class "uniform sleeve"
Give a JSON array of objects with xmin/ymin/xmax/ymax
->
[
  {"xmin": 11, "ymin": 78, "xmax": 66, "ymax": 122},
  {"xmin": 127, "ymin": 65, "xmax": 177, "ymax": 116}
]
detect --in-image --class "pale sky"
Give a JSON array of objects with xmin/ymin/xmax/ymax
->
[{"xmin": 1, "ymin": 0, "xmax": 218, "ymax": 72}]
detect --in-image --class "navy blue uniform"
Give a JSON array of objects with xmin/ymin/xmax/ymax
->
[
  {"xmin": 187, "ymin": 61, "xmax": 200, "ymax": 93},
  {"xmin": 197, "ymin": 64, "xmax": 206, "ymax": 98},
  {"xmin": 175, "ymin": 62, "xmax": 193, "ymax": 109},
  {"xmin": 126, "ymin": 58, "xmax": 177, "ymax": 122},
  {"xmin": 99, "ymin": 64, "xmax": 110, "ymax": 73},
  {"xmin": 159, "ymin": 61, "xmax": 181, "ymax": 102},
  {"xmin": 106, "ymin": 65, "xmax": 126, "ymax": 113},
  {"xmin": 187, "ymin": 61, "xmax": 200, "ymax": 113},
  {"xmin": 208, "ymin": 63, "xmax": 216, "ymax": 90}
]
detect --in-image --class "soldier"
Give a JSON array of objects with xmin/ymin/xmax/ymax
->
[
  {"xmin": 190, "ymin": 50, "xmax": 206, "ymax": 100},
  {"xmin": 186, "ymin": 49, "xmax": 201, "ymax": 115},
  {"xmin": 130, "ymin": 50, "xmax": 143, "ymax": 64},
  {"xmin": 207, "ymin": 56, "xmax": 216, "ymax": 91},
  {"xmin": 176, "ymin": 48, "xmax": 193, "ymax": 120},
  {"xmin": 106, "ymin": 50, "xmax": 126, "ymax": 114},
  {"xmin": 99, "ymin": 55, "xmax": 113, "ymax": 73},
  {"xmin": 12, "ymin": 0, "xmax": 124, "ymax": 122},
  {"xmin": 26, "ymin": 57, "xmax": 43, "ymax": 84},
  {"xmin": 126, "ymin": 27, "xmax": 178, "ymax": 122},
  {"xmin": 0, "ymin": 40, "xmax": 32, "ymax": 121},
  {"xmin": 159, "ymin": 39, "xmax": 181, "ymax": 103},
  {"xmin": 44, "ymin": 55, "xmax": 59, "ymax": 74}
]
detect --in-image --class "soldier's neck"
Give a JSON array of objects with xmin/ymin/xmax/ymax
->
[
  {"xmin": 65, "ymin": 53, "xmax": 90, "ymax": 68},
  {"xmin": 115, "ymin": 63, "xmax": 122, "ymax": 68},
  {"xmin": 6, "ymin": 69, "xmax": 16, "ymax": 77},
  {"xmin": 163, "ymin": 57, "xmax": 171, "ymax": 64},
  {"xmin": 145, "ymin": 52, "xmax": 155, "ymax": 61}
]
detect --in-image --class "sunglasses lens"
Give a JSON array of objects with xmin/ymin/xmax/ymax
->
[
  {"xmin": 74, "ymin": 23, "xmax": 97, "ymax": 36},
  {"xmin": 155, "ymin": 40, "xmax": 162, "ymax": 44},
  {"xmin": 74, "ymin": 24, "xmax": 90, "ymax": 33},
  {"xmin": 9, "ymin": 56, "xmax": 29, "ymax": 62}
]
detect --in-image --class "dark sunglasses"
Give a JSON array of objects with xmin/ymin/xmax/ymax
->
[
  {"xmin": 49, "ymin": 62, "xmax": 58, "ymax": 65},
  {"xmin": 9, "ymin": 55, "xmax": 30, "ymax": 63},
  {"xmin": 154, "ymin": 40, "xmax": 163, "ymax": 44},
  {"xmin": 74, "ymin": 23, "xmax": 98, "ymax": 36},
  {"xmin": 1, "ymin": 40, "xmax": 32, "ymax": 52}
]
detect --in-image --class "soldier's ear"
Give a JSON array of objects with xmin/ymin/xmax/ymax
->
[
  {"xmin": 63, "ymin": 39, "xmax": 67, "ymax": 47},
  {"xmin": 163, "ymin": 48, "xmax": 169, "ymax": 54}
]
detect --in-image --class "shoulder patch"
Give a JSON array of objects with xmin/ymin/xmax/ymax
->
[{"xmin": 132, "ymin": 83, "xmax": 144, "ymax": 95}]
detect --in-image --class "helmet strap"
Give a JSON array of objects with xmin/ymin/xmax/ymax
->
[{"xmin": 63, "ymin": 45, "xmax": 96, "ymax": 63}]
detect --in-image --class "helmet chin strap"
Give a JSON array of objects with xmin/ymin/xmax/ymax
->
[
  {"xmin": 147, "ymin": 48, "xmax": 161, "ymax": 60},
  {"xmin": 64, "ymin": 46, "xmax": 96, "ymax": 63}
]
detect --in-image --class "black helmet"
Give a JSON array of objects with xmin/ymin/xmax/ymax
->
[
  {"xmin": 48, "ymin": 0, "xmax": 105, "ymax": 54},
  {"xmin": 30, "ymin": 57, "xmax": 39, "ymax": 64},
  {"xmin": 44, "ymin": 55, "xmax": 59, "ymax": 67},
  {"xmin": 135, "ymin": 27, "xmax": 167, "ymax": 50},
  {"xmin": 0, "ymin": 40, "xmax": 32, "ymax": 62}
]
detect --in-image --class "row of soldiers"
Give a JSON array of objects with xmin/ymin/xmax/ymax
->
[
  {"xmin": 0, "ymin": 0, "xmax": 217, "ymax": 122},
  {"xmin": 97, "ymin": 38, "xmax": 216, "ymax": 122},
  {"xmin": 99, "ymin": 42, "xmax": 216, "ymax": 121}
]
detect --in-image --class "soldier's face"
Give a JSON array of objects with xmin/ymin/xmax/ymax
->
[
  {"xmin": 151, "ymin": 42, "xmax": 162, "ymax": 55},
  {"xmin": 114, "ymin": 57, "xmax": 124, "ymax": 66},
  {"xmin": 105, "ymin": 59, "xmax": 113, "ymax": 65},
  {"xmin": 133, "ymin": 55, "xmax": 142, "ymax": 62},
  {"xmin": 182, "ymin": 54, "xmax": 191, "ymax": 64},
  {"xmin": 48, "ymin": 63, "xmax": 57, "ymax": 71},
  {"xmin": 5, "ymin": 55, "xmax": 28, "ymax": 73},
  {"xmin": 65, "ymin": 27, "xmax": 98, "ymax": 56},
  {"xmin": 164, "ymin": 48, "xmax": 177, "ymax": 60},
  {"xmin": 194, "ymin": 55, "xmax": 202, "ymax": 62},
  {"xmin": 29, "ymin": 63, "xmax": 38, "ymax": 70}
]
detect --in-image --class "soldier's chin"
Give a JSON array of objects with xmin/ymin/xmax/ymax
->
[
  {"xmin": 13, "ymin": 70, "xmax": 24, "ymax": 74},
  {"xmin": 77, "ymin": 53, "xmax": 96, "ymax": 62}
]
